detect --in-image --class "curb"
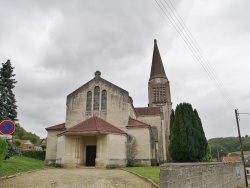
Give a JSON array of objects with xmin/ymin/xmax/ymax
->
[
  {"xmin": 120, "ymin": 169, "xmax": 159, "ymax": 188},
  {"xmin": 0, "ymin": 168, "xmax": 49, "ymax": 181}
]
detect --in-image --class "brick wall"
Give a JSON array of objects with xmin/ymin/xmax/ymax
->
[{"xmin": 160, "ymin": 162, "xmax": 246, "ymax": 188}]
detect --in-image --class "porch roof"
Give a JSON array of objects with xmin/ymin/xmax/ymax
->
[
  {"xmin": 65, "ymin": 116, "xmax": 126, "ymax": 135},
  {"xmin": 127, "ymin": 117, "xmax": 150, "ymax": 128}
]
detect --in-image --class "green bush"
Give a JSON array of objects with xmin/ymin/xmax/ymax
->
[
  {"xmin": 228, "ymin": 152, "xmax": 241, "ymax": 156},
  {"xmin": 5, "ymin": 139, "xmax": 18, "ymax": 160},
  {"xmin": 0, "ymin": 137, "xmax": 8, "ymax": 168},
  {"xmin": 21, "ymin": 150, "xmax": 46, "ymax": 160}
]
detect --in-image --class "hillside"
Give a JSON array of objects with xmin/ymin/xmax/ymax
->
[
  {"xmin": 12, "ymin": 124, "xmax": 41, "ymax": 144},
  {"xmin": 208, "ymin": 135, "xmax": 250, "ymax": 159}
]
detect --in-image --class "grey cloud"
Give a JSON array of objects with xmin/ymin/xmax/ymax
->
[{"xmin": 0, "ymin": 0, "xmax": 249, "ymax": 140}]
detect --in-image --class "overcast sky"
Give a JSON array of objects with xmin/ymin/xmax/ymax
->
[{"xmin": 0, "ymin": 0, "xmax": 249, "ymax": 139}]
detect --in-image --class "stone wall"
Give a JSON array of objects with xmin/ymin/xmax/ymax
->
[
  {"xmin": 65, "ymin": 74, "xmax": 130, "ymax": 131},
  {"xmin": 127, "ymin": 127, "xmax": 152, "ymax": 166},
  {"xmin": 160, "ymin": 162, "xmax": 246, "ymax": 188},
  {"xmin": 45, "ymin": 130, "xmax": 62, "ymax": 165}
]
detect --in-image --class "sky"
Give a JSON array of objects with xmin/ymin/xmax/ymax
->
[{"xmin": 0, "ymin": 0, "xmax": 249, "ymax": 139}]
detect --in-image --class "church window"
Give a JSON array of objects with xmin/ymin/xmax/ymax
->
[
  {"xmin": 101, "ymin": 90, "xmax": 107, "ymax": 110},
  {"xmin": 86, "ymin": 91, "xmax": 92, "ymax": 111},
  {"xmin": 93, "ymin": 86, "xmax": 100, "ymax": 110}
]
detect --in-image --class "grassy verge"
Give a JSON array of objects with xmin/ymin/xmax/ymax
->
[
  {"xmin": 0, "ymin": 155, "xmax": 55, "ymax": 177},
  {"xmin": 122, "ymin": 166, "xmax": 159, "ymax": 185}
]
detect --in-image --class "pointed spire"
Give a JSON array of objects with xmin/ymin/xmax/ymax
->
[{"xmin": 149, "ymin": 39, "xmax": 167, "ymax": 80}]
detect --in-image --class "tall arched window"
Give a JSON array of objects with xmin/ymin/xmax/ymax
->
[
  {"xmin": 86, "ymin": 91, "xmax": 92, "ymax": 111},
  {"xmin": 101, "ymin": 90, "xmax": 107, "ymax": 110},
  {"xmin": 93, "ymin": 86, "xmax": 100, "ymax": 110}
]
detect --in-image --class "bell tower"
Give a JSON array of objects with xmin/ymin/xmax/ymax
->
[{"xmin": 148, "ymin": 39, "xmax": 172, "ymax": 162}]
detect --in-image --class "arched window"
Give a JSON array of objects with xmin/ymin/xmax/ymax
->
[
  {"xmin": 93, "ymin": 86, "xmax": 100, "ymax": 110},
  {"xmin": 101, "ymin": 90, "xmax": 107, "ymax": 110},
  {"xmin": 86, "ymin": 91, "xmax": 92, "ymax": 111}
]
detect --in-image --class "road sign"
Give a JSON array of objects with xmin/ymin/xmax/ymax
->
[
  {"xmin": 0, "ymin": 134, "xmax": 12, "ymax": 139},
  {"xmin": 0, "ymin": 120, "xmax": 15, "ymax": 135}
]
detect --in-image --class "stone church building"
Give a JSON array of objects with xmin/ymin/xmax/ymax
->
[{"xmin": 45, "ymin": 40, "xmax": 172, "ymax": 168}]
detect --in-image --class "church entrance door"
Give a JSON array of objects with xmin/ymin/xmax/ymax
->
[{"xmin": 86, "ymin": 145, "xmax": 96, "ymax": 166}]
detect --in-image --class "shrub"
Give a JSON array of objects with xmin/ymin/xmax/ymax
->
[
  {"xmin": 5, "ymin": 139, "xmax": 18, "ymax": 160},
  {"xmin": 0, "ymin": 137, "xmax": 8, "ymax": 168},
  {"xmin": 21, "ymin": 150, "xmax": 46, "ymax": 160},
  {"xmin": 13, "ymin": 139, "xmax": 21, "ymax": 147}
]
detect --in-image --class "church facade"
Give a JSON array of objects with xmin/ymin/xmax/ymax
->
[{"xmin": 45, "ymin": 40, "xmax": 172, "ymax": 168}]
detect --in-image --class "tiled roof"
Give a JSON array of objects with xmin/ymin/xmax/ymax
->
[
  {"xmin": 127, "ymin": 117, "xmax": 149, "ymax": 127},
  {"xmin": 66, "ymin": 116, "xmax": 126, "ymax": 134},
  {"xmin": 46, "ymin": 123, "xmax": 66, "ymax": 131},
  {"xmin": 223, "ymin": 156, "xmax": 241, "ymax": 162},
  {"xmin": 135, "ymin": 107, "xmax": 161, "ymax": 116},
  {"xmin": 20, "ymin": 140, "xmax": 33, "ymax": 145}
]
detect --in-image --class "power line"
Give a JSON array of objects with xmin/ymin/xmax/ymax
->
[
  {"xmin": 164, "ymin": 0, "xmax": 235, "ymax": 105},
  {"xmin": 150, "ymin": 0, "xmax": 235, "ymax": 107},
  {"xmin": 158, "ymin": 0, "xmax": 233, "ymax": 105},
  {"xmin": 238, "ymin": 113, "xmax": 250, "ymax": 115}
]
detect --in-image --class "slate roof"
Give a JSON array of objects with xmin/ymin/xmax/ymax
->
[
  {"xmin": 223, "ymin": 156, "xmax": 241, "ymax": 162},
  {"xmin": 135, "ymin": 107, "xmax": 161, "ymax": 116},
  {"xmin": 149, "ymin": 39, "xmax": 167, "ymax": 80},
  {"xmin": 127, "ymin": 117, "xmax": 149, "ymax": 127},
  {"xmin": 45, "ymin": 123, "xmax": 66, "ymax": 131},
  {"xmin": 66, "ymin": 116, "xmax": 126, "ymax": 134}
]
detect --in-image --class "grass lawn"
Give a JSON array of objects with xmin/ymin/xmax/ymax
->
[
  {"xmin": 122, "ymin": 166, "xmax": 160, "ymax": 185},
  {"xmin": 0, "ymin": 155, "xmax": 54, "ymax": 177}
]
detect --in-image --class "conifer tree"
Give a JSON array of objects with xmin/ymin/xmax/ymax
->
[
  {"xmin": 169, "ymin": 109, "xmax": 175, "ymax": 140},
  {"xmin": 0, "ymin": 60, "xmax": 18, "ymax": 122},
  {"xmin": 194, "ymin": 109, "xmax": 208, "ymax": 159},
  {"xmin": 169, "ymin": 103, "xmax": 208, "ymax": 162}
]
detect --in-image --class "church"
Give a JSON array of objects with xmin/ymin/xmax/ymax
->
[{"xmin": 45, "ymin": 40, "xmax": 172, "ymax": 168}]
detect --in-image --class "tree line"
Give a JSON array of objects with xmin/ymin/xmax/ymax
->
[
  {"xmin": 208, "ymin": 135, "xmax": 250, "ymax": 159},
  {"xmin": 13, "ymin": 123, "xmax": 41, "ymax": 144}
]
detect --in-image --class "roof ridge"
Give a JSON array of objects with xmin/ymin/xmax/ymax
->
[
  {"xmin": 66, "ymin": 116, "xmax": 126, "ymax": 134},
  {"xmin": 46, "ymin": 123, "xmax": 66, "ymax": 130},
  {"xmin": 93, "ymin": 116, "xmax": 99, "ymax": 131},
  {"xmin": 128, "ymin": 117, "xmax": 150, "ymax": 127}
]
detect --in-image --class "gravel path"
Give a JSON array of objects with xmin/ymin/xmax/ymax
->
[{"xmin": 0, "ymin": 168, "xmax": 155, "ymax": 188}]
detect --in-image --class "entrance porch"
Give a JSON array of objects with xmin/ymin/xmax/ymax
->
[{"xmin": 55, "ymin": 132, "xmax": 127, "ymax": 168}]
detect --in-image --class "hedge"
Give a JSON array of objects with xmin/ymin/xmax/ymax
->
[
  {"xmin": 21, "ymin": 150, "xmax": 46, "ymax": 160},
  {"xmin": 0, "ymin": 137, "xmax": 8, "ymax": 168}
]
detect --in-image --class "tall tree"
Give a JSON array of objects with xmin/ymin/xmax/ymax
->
[
  {"xmin": 169, "ymin": 103, "xmax": 209, "ymax": 162},
  {"xmin": 169, "ymin": 109, "xmax": 175, "ymax": 141},
  {"xmin": 193, "ymin": 109, "xmax": 208, "ymax": 160},
  {"xmin": 0, "ymin": 60, "xmax": 18, "ymax": 122}
]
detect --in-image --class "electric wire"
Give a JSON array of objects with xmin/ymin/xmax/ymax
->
[
  {"xmin": 158, "ymin": 0, "xmax": 233, "ymax": 105},
  {"xmin": 164, "ymin": 0, "xmax": 234, "ymax": 105},
  {"xmin": 150, "ymin": 0, "xmax": 235, "ymax": 106}
]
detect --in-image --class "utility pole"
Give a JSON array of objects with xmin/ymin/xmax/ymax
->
[
  {"xmin": 217, "ymin": 148, "xmax": 222, "ymax": 162},
  {"xmin": 235, "ymin": 109, "xmax": 248, "ymax": 187},
  {"xmin": 217, "ymin": 148, "xmax": 219, "ymax": 162}
]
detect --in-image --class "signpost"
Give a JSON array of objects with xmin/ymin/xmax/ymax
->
[{"xmin": 0, "ymin": 120, "xmax": 15, "ymax": 135}]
